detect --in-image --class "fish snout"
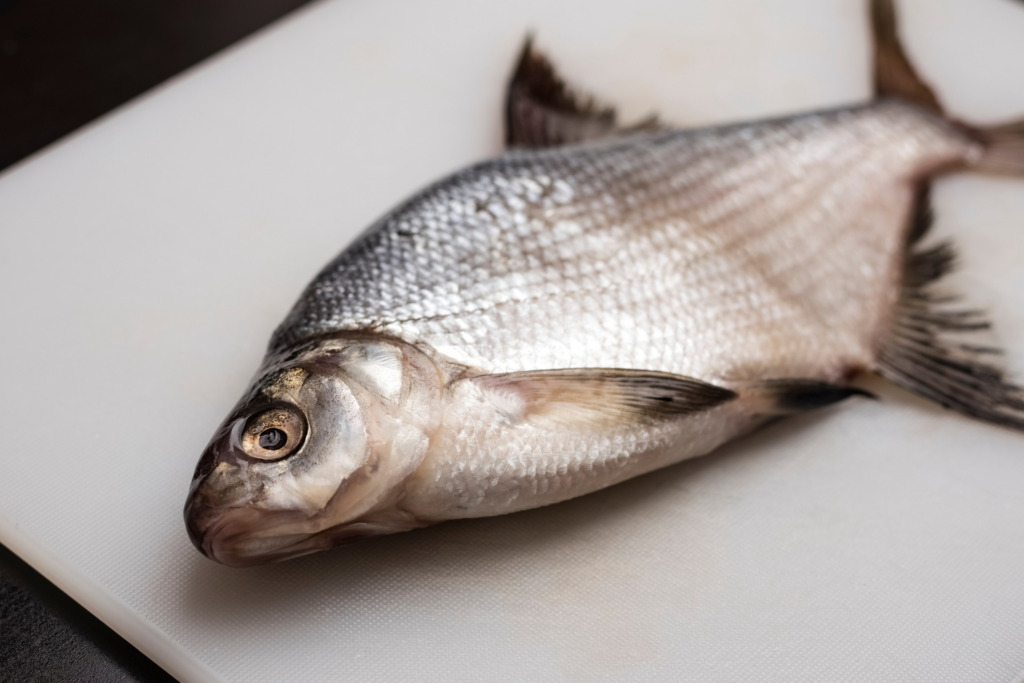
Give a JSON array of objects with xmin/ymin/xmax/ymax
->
[
  {"xmin": 185, "ymin": 498, "xmax": 296, "ymax": 567},
  {"xmin": 185, "ymin": 474, "xmax": 314, "ymax": 566},
  {"xmin": 183, "ymin": 485, "xmax": 213, "ymax": 558},
  {"xmin": 184, "ymin": 420, "xmax": 270, "ymax": 565},
  {"xmin": 183, "ymin": 465, "xmax": 251, "ymax": 562}
]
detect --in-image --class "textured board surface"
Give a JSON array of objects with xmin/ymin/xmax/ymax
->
[{"xmin": 2, "ymin": 0, "xmax": 1024, "ymax": 681}]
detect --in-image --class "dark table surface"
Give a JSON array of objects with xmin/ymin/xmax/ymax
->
[{"xmin": 0, "ymin": 1, "xmax": 312, "ymax": 679}]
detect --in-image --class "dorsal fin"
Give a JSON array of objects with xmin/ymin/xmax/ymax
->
[
  {"xmin": 504, "ymin": 38, "xmax": 661, "ymax": 149},
  {"xmin": 871, "ymin": 0, "xmax": 943, "ymax": 113}
]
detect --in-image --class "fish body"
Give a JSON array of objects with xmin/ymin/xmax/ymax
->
[
  {"xmin": 279, "ymin": 102, "xmax": 968, "ymax": 524},
  {"xmin": 186, "ymin": 0, "xmax": 1024, "ymax": 566}
]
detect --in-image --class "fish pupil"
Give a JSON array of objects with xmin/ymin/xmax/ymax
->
[{"xmin": 258, "ymin": 428, "xmax": 287, "ymax": 450}]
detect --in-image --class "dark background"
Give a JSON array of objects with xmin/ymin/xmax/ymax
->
[
  {"xmin": 0, "ymin": 0, "xmax": 312, "ymax": 173},
  {"xmin": 0, "ymin": 0, "xmax": 312, "ymax": 678}
]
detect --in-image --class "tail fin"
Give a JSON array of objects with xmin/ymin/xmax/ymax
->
[
  {"xmin": 875, "ymin": 188, "xmax": 1024, "ymax": 432},
  {"xmin": 973, "ymin": 120, "xmax": 1024, "ymax": 175},
  {"xmin": 871, "ymin": 0, "xmax": 943, "ymax": 113},
  {"xmin": 872, "ymin": 0, "xmax": 1024, "ymax": 175},
  {"xmin": 870, "ymin": 1, "xmax": 1024, "ymax": 430}
]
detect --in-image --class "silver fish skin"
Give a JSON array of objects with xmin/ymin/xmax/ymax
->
[
  {"xmin": 185, "ymin": 0, "xmax": 1024, "ymax": 567},
  {"xmin": 271, "ymin": 102, "xmax": 969, "ymax": 382}
]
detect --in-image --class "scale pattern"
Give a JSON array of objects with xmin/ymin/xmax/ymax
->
[
  {"xmin": 402, "ymin": 381, "xmax": 746, "ymax": 520},
  {"xmin": 270, "ymin": 101, "xmax": 972, "ymax": 383}
]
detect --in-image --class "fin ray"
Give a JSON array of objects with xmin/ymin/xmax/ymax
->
[{"xmin": 876, "ymin": 187, "xmax": 1024, "ymax": 431}]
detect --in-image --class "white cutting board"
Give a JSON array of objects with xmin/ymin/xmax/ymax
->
[{"xmin": 3, "ymin": 0, "xmax": 1024, "ymax": 681}]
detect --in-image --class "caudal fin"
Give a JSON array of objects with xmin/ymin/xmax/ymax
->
[
  {"xmin": 869, "ymin": 2, "xmax": 1024, "ymax": 430},
  {"xmin": 972, "ymin": 120, "xmax": 1024, "ymax": 175},
  {"xmin": 875, "ymin": 187, "xmax": 1024, "ymax": 432},
  {"xmin": 871, "ymin": 0, "xmax": 943, "ymax": 113},
  {"xmin": 872, "ymin": 0, "xmax": 1024, "ymax": 175}
]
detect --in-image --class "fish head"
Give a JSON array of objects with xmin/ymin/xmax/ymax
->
[{"xmin": 184, "ymin": 338, "xmax": 443, "ymax": 567}]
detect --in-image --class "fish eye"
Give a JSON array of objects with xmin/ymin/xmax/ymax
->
[{"xmin": 240, "ymin": 406, "xmax": 306, "ymax": 460}]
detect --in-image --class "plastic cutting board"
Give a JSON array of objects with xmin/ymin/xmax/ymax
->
[{"xmin": 2, "ymin": 0, "xmax": 1024, "ymax": 680}]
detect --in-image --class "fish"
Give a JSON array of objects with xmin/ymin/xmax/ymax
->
[{"xmin": 185, "ymin": 0, "xmax": 1024, "ymax": 567}]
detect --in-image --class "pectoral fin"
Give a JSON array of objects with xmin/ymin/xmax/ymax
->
[{"xmin": 472, "ymin": 368, "xmax": 736, "ymax": 428}]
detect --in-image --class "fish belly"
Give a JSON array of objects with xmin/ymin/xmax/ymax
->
[{"xmin": 401, "ymin": 379, "xmax": 762, "ymax": 520}]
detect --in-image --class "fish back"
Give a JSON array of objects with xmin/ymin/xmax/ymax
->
[{"xmin": 271, "ymin": 103, "xmax": 974, "ymax": 385}]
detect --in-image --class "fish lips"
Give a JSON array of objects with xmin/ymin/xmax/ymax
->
[
  {"xmin": 184, "ymin": 487, "xmax": 377, "ymax": 567},
  {"xmin": 184, "ymin": 469, "xmax": 322, "ymax": 567},
  {"xmin": 185, "ymin": 499, "xmax": 317, "ymax": 567}
]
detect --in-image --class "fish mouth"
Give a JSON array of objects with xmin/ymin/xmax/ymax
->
[
  {"xmin": 184, "ymin": 498, "xmax": 380, "ymax": 567},
  {"xmin": 184, "ymin": 475, "xmax": 307, "ymax": 567},
  {"xmin": 186, "ymin": 504, "xmax": 311, "ymax": 567},
  {"xmin": 184, "ymin": 476, "xmax": 382, "ymax": 567}
]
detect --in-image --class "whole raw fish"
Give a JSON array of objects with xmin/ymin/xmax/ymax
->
[{"xmin": 186, "ymin": 0, "xmax": 1024, "ymax": 566}]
